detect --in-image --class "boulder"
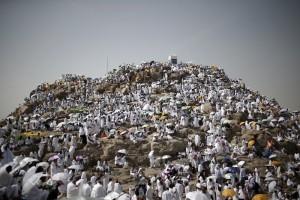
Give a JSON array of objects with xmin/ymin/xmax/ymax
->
[
  {"xmin": 256, "ymin": 132, "xmax": 274, "ymax": 148},
  {"xmin": 151, "ymin": 138, "xmax": 186, "ymax": 156},
  {"xmin": 282, "ymin": 141, "xmax": 300, "ymax": 154},
  {"xmin": 231, "ymin": 112, "xmax": 248, "ymax": 123},
  {"xmin": 177, "ymin": 128, "xmax": 193, "ymax": 138}
]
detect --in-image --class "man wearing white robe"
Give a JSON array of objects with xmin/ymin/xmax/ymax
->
[
  {"xmin": 107, "ymin": 178, "xmax": 114, "ymax": 193},
  {"xmin": 81, "ymin": 182, "xmax": 92, "ymax": 199},
  {"xmin": 162, "ymin": 187, "xmax": 172, "ymax": 200},
  {"xmin": 0, "ymin": 165, "xmax": 18, "ymax": 199},
  {"xmin": 146, "ymin": 183, "xmax": 154, "ymax": 200},
  {"xmin": 91, "ymin": 179, "xmax": 106, "ymax": 199},
  {"xmin": 113, "ymin": 180, "xmax": 122, "ymax": 193},
  {"xmin": 194, "ymin": 134, "xmax": 201, "ymax": 147},
  {"xmin": 1, "ymin": 145, "xmax": 14, "ymax": 165},
  {"xmin": 148, "ymin": 150, "xmax": 155, "ymax": 168},
  {"xmin": 22, "ymin": 173, "xmax": 49, "ymax": 200},
  {"xmin": 175, "ymin": 181, "xmax": 184, "ymax": 200},
  {"xmin": 67, "ymin": 179, "xmax": 78, "ymax": 199}
]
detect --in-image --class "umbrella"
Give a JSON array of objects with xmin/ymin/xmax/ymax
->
[
  {"xmin": 56, "ymin": 122, "xmax": 66, "ymax": 128},
  {"xmin": 68, "ymin": 165, "xmax": 81, "ymax": 171},
  {"xmin": 278, "ymin": 117, "xmax": 285, "ymax": 122},
  {"xmin": 32, "ymin": 114, "xmax": 40, "ymax": 118},
  {"xmin": 269, "ymin": 154, "xmax": 277, "ymax": 159},
  {"xmin": 36, "ymin": 162, "xmax": 49, "ymax": 169},
  {"xmin": 224, "ymin": 173, "xmax": 234, "ymax": 180},
  {"xmin": 22, "ymin": 173, "xmax": 48, "ymax": 195},
  {"xmin": 186, "ymin": 191, "xmax": 210, "ymax": 200},
  {"xmin": 222, "ymin": 188, "xmax": 236, "ymax": 198},
  {"xmin": 252, "ymin": 194, "xmax": 269, "ymax": 200},
  {"xmin": 117, "ymin": 149, "xmax": 127, "ymax": 155},
  {"xmin": 142, "ymin": 124, "xmax": 150, "ymax": 128},
  {"xmin": 162, "ymin": 155, "xmax": 171, "ymax": 160},
  {"xmin": 207, "ymin": 175, "xmax": 216, "ymax": 181},
  {"xmin": 48, "ymin": 155, "xmax": 60, "ymax": 161},
  {"xmin": 120, "ymin": 130, "xmax": 128, "ymax": 135},
  {"xmin": 104, "ymin": 191, "xmax": 120, "ymax": 200},
  {"xmin": 117, "ymin": 193, "xmax": 131, "ymax": 200},
  {"xmin": 238, "ymin": 161, "xmax": 245, "ymax": 167},
  {"xmin": 52, "ymin": 172, "xmax": 68, "ymax": 182},
  {"xmin": 265, "ymin": 176, "xmax": 276, "ymax": 181},
  {"xmin": 19, "ymin": 157, "xmax": 38, "ymax": 168},
  {"xmin": 182, "ymin": 106, "xmax": 191, "ymax": 110}
]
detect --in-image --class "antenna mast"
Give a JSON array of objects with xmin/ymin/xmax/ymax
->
[{"xmin": 106, "ymin": 56, "xmax": 109, "ymax": 74}]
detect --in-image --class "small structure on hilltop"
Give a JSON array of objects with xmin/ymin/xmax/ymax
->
[{"xmin": 168, "ymin": 55, "xmax": 177, "ymax": 65}]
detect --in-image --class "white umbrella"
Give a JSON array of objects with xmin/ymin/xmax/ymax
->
[
  {"xmin": 52, "ymin": 172, "xmax": 68, "ymax": 182},
  {"xmin": 30, "ymin": 119, "xmax": 39, "ymax": 124},
  {"xmin": 32, "ymin": 114, "xmax": 40, "ymax": 118},
  {"xmin": 155, "ymin": 157, "xmax": 162, "ymax": 161},
  {"xmin": 166, "ymin": 123, "xmax": 173, "ymax": 126},
  {"xmin": 279, "ymin": 108, "xmax": 288, "ymax": 113},
  {"xmin": 117, "ymin": 193, "xmax": 131, "ymax": 200},
  {"xmin": 56, "ymin": 122, "xmax": 66, "ymax": 128},
  {"xmin": 186, "ymin": 191, "xmax": 210, "ymax": 200},
  {"xmin": 6, "ymin": 116, "xmax": 15, "ymax": 120},
  {"xmin": 104, "ymin": 191, "xmax": 120, "ymax": 200},
  {"xmin": 36, "ymin": 162, "xmax": 50, "ymax": 169},
  {"xmin": 19, "ymin": 157, "xmax": 38, "ymax": 168},
  {"xmin": 22, "ymin": 173, "xmax": 48, "ymax": 195},
  {"xmin": 224, "ymin": 173, "xmax": 234, "ymax": 180},
  {"xmin": 162, "ymin": 155, "xmax": 171, "ymax": 160},
  {"xmin": 142, "ymin": 124, "xmax": 150, "ymax": 128},
  {"xmin": 48, "ymin": 155, "xmax": 60, "ymax": 161},
  {"xmin": 120, "ymin": 130, "xmax": 128, "ymax": 135},
  {"xmin": 68, "ymin": 165, "xmax": 81, "ymax": 171},
  {"xmin": 278, "ymin": 117, "xmax": 285, "ymax": 122},
  {"xmin": 265, "ymin": 176, "xmax": 276, "ymax": 181},
  {"xmin": 117, "ymin": 149, "xmax": 127, "ymax": 155},
  {"xmin": 207, "ymin": 175, "xmax": 216, "ymax": 181},
  {"xmin": 237, "ymin": 161, "xmax": 245, "ymax": 167},
  {"xmin": 269, "ymin": 154, "xmax": 277, "ymax": 159}
]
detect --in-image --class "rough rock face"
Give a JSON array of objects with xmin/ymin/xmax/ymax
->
[
  {"xmin": 151, "ymin": 138, "xmax": 186, "ymax": 156},
  {"xmin": 282, "ymin": 141, "xmax": 300, "ymax": 154},
  {"xmin": 231, "ymin": 112, "xmax": 248, "ymax": 123},
  {"xmin": 241, "ymin": 129, "xmax": 262, "ymax": 141}
]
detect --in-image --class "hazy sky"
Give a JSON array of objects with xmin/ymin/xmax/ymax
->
[{"xmin": 0, "ymin": 0, "xmax": 300, "ymax": 118}]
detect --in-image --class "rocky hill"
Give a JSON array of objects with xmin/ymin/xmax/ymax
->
[{"xmin": 1, "ymin": 61, "xmax": 300, "ymax": 196}]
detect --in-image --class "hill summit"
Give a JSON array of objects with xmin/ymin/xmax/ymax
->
[{"xmin": 0, "ymin": 60, "xmax": 300, "ymax": 199}]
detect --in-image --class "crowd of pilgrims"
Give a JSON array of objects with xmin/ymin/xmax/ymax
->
[{"xmin": 0, "ymin": 61, "xmax": 300, "ymax": 200}]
